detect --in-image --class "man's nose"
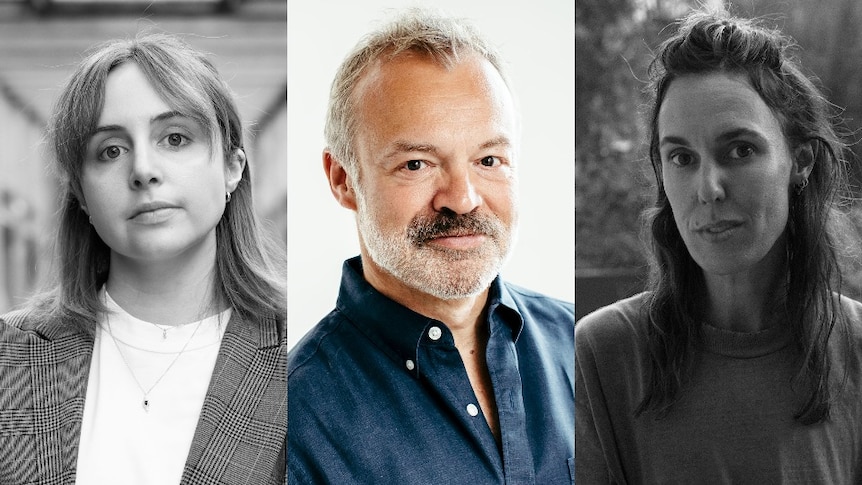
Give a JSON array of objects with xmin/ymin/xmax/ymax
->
[{"xmin": 433, "ymin": 165, "xmax": 483, "ymax": 214}]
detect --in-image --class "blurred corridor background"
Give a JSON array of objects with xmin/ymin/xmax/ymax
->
[{"xmin": 0, "ymin": 0, "xmax": 286, "ymax": 312}]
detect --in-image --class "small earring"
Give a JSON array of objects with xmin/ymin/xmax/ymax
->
[
  {"xmin": 795, "ymin": 178, "xmax": 809, "ymax": 195},
  {"xmin": 226, "ymin": 191, "xmax": 232, "ymax": 203}
]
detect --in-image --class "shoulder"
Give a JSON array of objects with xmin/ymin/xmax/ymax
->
[
  {"xmin": 0, "ymin": 308, "xmax": 31, "ymax": 329},
  {"xmin": 503, "ymin": 282, "xmax": 574, "ymax": 324},
  {"xmin": 504, "ymin": 282, "xmax": 573, "ymax": 310},
  {"xmin": 576, "ymin": 292, "xmax": 650, "ymax": 356},
  {"xmin": 502, "ymin": 283, "xmax": 574, "ymax": 350},
  {"xmin": 287, "ymin": 309, "xmax": 355, "ymax": 380},
  {"xmin": 0, "ymin": 307, "xmax": 42, "ymax": 340},
  {"xmin": 836, "ymin": 294, "xmax": 862, "ymax": 341},
  {"xmin": 838, "ymin": 294, "xmax": 862, "ymax": 324}
]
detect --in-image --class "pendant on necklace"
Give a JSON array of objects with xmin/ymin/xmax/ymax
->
[
  {"xmin": 161, "ymin": 329, "xmax": 167, "ymax": 340},
  {"xmin": 143, "ymin": 399, "xmax": 150, "ymax": 412}
]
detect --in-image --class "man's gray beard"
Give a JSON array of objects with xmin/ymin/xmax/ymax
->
[{"xmin": 355, "ymin": 191, "xmax": 513, "ymax": 300}]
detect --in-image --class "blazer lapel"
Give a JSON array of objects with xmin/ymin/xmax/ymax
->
[
  {"xmin": 181, "ymin": 312, "xmax": 286, "ymax": 485},
  {"xmin": 29, "ymin": 323, "xmax": 93, "ymax": 484}
]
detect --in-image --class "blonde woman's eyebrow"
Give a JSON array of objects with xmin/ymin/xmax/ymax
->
[
  {"xmin": 90, "ymin": 111, "xmax": 192, "ymax": 138},
  {"xmin": 150, "ymin": 110, "xmax": 191, "ymax": 125}
]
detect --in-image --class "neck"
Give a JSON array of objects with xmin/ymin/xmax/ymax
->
[
  {"xmin": 105, "ymin": 238, "xmax": 222, "ymax": 326},
  {"xmin": 702, "ymin": 260, "xmax": 785, "ymax": 333},
  {"xmin": 360, "ymin": 254, "xmax": 490, "ymax": 347}
]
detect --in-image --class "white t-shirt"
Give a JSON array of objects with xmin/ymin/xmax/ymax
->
[{"xmin": 75, "ymin": 290, "xmax": 229, "ymax": 485}]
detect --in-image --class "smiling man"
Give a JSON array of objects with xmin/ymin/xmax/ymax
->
[{"xmin": 287, "ymin": 10, "xmax": 574, "ymax": 484}]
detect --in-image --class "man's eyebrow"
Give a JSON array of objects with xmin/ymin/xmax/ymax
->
[
  {"xmin": 386, "ymin": 141, "xmax": 439, "ymax": 157},
  {"xmin": 479, "ymin": 136, "xmax": 512, "ymax": 150},
  {"xmin": 90, "ymin": 111, "xmax": 190, "ymax": 137},
  {"xmin": 385, "ymin": 136, "xmax": 512, "ymax": 158}
]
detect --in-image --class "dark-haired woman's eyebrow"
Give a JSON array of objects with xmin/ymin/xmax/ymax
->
[
  {"xmin": 715, "ymin": 127, "xmax": 766, "ymax": 145},
  {"xmin": 659, "ymin": 135, "xmax": 689, "ymax": 148}
]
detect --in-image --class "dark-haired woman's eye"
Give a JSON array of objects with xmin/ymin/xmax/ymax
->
[
  {"xmin": 729, "ymin": 144, "xmax": 755, "ymax": 159},
  {"xmin": 668, "ymin": 151, "xmax": 694, "ymax": 167}
]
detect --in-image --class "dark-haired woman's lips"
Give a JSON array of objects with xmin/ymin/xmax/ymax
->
[{"xmin": 694, "ymin": 220, "xmax": 743, "ymax": 241}]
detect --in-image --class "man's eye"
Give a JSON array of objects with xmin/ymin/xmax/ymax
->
[
  {"xmin": 480, "ymin": 156, "xmax": 499, "ymax": 167},
  {"xmin": 405, "ymin": 160, "xmax": 425, "ymax": 171}
]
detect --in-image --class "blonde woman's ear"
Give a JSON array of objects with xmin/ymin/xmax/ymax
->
[{"xmin": 225, "ymin": 148, "xmax": 246, "ymax": 192}]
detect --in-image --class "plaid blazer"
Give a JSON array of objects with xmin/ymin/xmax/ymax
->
[{"xmin": 0, "ymin": 308, "xmax": 286, "ymax": 485}]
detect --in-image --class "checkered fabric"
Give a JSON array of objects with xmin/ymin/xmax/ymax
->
[{"xmin": 0, "ymin": 308, "xmax": 286, "ymax": 485}]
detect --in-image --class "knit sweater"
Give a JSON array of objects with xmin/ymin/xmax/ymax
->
[{"xmin": 576, "ymin": 292, "xmax": 862, "ymax": 484}]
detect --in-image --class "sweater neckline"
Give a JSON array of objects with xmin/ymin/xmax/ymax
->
[{"xmin": 700, "ymin": 321, "xmax": 792, "ymax": 358}]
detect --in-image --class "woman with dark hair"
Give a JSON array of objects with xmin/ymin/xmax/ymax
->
[
  {"xmin": 0, "ymin": 34, "xmax": 286, "ymax": 483},
  {"xmin": 576, "ymin": 10, "xmax": 862, "ymax": 483}
]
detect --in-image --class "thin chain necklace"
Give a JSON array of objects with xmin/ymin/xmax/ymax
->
[
  {"xmin": 107, "ymin": 291, "xmax": 200, "ymax": 340},
  {"xmin": 147, "ymin": 319, "xmax": 198, "ymax": 340},
  {"xmin": 103, "ymin": 294, "xmax": 207, "ymax": 413}
]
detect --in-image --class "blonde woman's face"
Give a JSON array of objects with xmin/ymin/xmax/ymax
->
[{"xmin": 80, "ymin": 62, "xmax": 238, "ymax": 267}]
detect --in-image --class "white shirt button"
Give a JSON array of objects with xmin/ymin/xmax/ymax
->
[
  {"xmin": 405, "ymin": 359, "xmax": 415, "ymax": 371},
  {"xmin": 428, "ymin": 326, "xmax": 442, "ymax": 341},
  {"xmin": 466, "ymin": 403, "xmax": 479, "ymax": 417}
]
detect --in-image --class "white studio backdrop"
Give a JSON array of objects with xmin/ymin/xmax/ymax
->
[{"xmin": 287, "ymin": 0, "xmax": 574, "ymax": 349}]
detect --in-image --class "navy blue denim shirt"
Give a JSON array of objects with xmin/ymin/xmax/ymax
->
[{"xmin": 287, "ymin": 257, "xmax": 574, "ymax": 484}]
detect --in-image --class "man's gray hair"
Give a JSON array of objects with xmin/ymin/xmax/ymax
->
[{"xmin": 324, "ymin": 8, "xmax": 513, "ymax": 183}]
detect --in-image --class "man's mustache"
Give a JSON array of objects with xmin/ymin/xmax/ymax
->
[{"xmin": 407, "ymin": 211, "xmax": 503, "ymax": 245}]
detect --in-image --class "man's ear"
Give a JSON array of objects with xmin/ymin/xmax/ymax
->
[
  {"xmin": 324, "ymin": 150, "xmax": 357, "ymax": 211},
  {"xmin": 225, "ymin": 148, "xmax": 247, "ymax": 193},
  {"xmin": 791, "ymin": 140, "xmax": 815, "ymax": 185}
]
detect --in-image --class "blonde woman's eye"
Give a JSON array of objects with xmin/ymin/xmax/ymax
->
[
  {"xmin": 165, "ymin": 133, "xmax": 190, "ymax": 147},
  {"xmin": 99, "ymin": 145, "xmax": 127, "ymax": 161}
]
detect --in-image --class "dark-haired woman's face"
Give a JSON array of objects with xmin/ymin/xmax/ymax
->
[{"xmin": 657, "ymin": 72, "xmax": 806, "ymax": 279}]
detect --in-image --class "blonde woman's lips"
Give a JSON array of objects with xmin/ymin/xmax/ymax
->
[{"xmin": 129, "ymin": 202, "xmax": 180, "ymax": 224}]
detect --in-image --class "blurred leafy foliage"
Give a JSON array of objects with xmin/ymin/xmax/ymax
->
[{"xmin": 576, "ymin": 0, "xmax": 862, "ymax": 297}]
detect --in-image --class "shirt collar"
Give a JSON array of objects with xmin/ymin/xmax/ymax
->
[{"xmin": 335, "ymin": 256, "xmax": 524, "ymax": 375}]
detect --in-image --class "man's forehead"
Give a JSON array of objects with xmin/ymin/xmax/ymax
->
[{"xmin": 356, "ymin": 50, "xmax": 499, "ymax": 95}]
